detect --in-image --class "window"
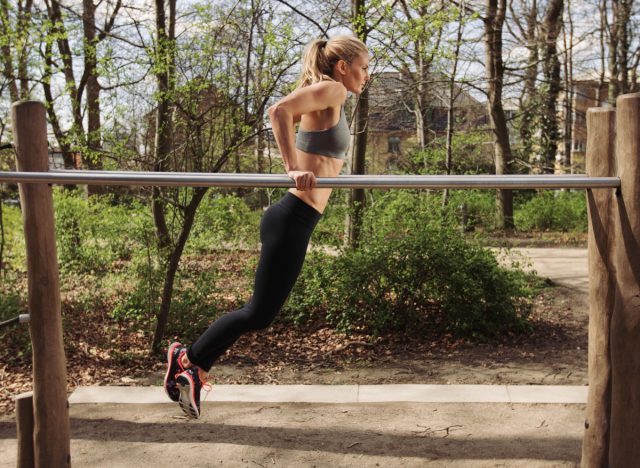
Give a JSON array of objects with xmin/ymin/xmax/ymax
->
[{"xmin": 388, "ymin": 136, "xmax": 400, "ymax": 154}]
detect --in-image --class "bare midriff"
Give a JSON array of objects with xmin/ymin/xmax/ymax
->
[{"xmin": 288, "ymin": 150, "xmax": 345, "ymax": 214}]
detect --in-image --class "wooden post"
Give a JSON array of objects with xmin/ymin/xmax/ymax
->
[
  {"xmin": 609, "ymin": 93, "xmax": 640, "ymax": 467},
  {"xmin": 16, "ymin": 392, "xmax": 35, "ymax": 468},
  {"xmin": 582, "ymin": 108, "xmax": 616, "ymax": 467},
  {"xmin": 12, "ymin": 101, "xmax": 71, "ymax": 468}
]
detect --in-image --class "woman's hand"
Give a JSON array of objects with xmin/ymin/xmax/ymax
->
[{"xmin": 288, "ymin": 170, "xmax": 317, "ymax": 191}]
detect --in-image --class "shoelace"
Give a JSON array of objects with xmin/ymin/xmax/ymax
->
[{"xmin": 198, "ymin": 368, "xmax": 213, "ymax": 401}]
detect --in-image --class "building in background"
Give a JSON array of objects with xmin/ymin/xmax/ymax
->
[
  {"xmin": 366, "ymin": 71, "xmax": 488, "ymax": 172},
  {"xmin": 559, "ymin": 77, "xmax": 609, "ymax": 173}
]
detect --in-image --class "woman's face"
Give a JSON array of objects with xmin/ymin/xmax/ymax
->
[{"xmin": 337, "ymin": 53, "xmax": 370, "ymax": 94}]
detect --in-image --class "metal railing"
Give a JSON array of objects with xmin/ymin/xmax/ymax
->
[{"xmin": 0, "ymin": 170, "xmax": 621, "ymax": 189}]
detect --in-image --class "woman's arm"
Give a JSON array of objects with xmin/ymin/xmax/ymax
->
[{"xmin": 268, "ymin": 81, "xmax": 347, "ymax": 191}]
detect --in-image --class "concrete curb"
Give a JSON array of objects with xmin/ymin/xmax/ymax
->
[{"xmin": 68, "ymin": 384, "xmax": 589, "ymax": 405}]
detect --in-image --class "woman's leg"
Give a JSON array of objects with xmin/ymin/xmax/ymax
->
[{"xmin": 186, "ymin": 193, "xmax": 321, "ymax": 372}]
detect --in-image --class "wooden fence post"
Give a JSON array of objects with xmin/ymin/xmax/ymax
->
[
  {"xmin": 582, "ymin": 108, "xmax": 616, "ymax": 467},
  {"xmin": 16, "ymin": 392, "xmax": 35, "ymax": 468},
  {"xmin": 11, "ymin": 101, "xmax": 71, "ymax": 468},
  {"xmin": 609, "ymin": 93, "xmax": 640, "ymax": 467}
]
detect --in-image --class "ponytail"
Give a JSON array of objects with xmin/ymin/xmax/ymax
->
[{"xmin": 297, "ymin": 35, "xmax": 368, "ymax": 89}]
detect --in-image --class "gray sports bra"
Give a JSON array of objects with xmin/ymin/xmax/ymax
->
[{"xmin": 295, "ymin": 106, "xmax": 350, "ymax": 159}]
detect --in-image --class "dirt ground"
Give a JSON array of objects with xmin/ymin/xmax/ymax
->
[{"xmin": 139, "ymin": 284, "xmax": 588, "ymax": 389}]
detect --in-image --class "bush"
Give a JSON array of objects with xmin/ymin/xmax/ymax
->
[
  {"xmin": 0, "ymin": 271, "xmax": 31, "ymax": 359},
  {"xmin": 515, "ymin": 191, "xmax": 587, "ymax": 232},
  {"xmin": 54, "ymin": 189, "xmax": 153, "ymax": 272},
  {"xmin": 284, "ymin": 193, "xmax": 539, "ymax": 339},
  {"xmin": 447, "ymin": 190, "xmax": 497, "ymax": 231},
  {"xmin": 0, "ymin": 202, "xmax": 26, "ymax": 272},
  {"xmin": 406, "ymin": 130, "xmax": 495, "ymax": 175},
  {"xmin": 189, "ymin": 193, "xmax": 260, "ymax": 251}
]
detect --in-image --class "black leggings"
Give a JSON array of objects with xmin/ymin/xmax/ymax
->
[{"xmin": 187, "ymin": 193, "xmax": 321, "ymax": 372}]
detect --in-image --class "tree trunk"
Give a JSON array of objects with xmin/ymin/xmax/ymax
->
[
  {"xmin": 152, "ymin": 0, "xmax": 174, "ymax": 250},
  {"xmin": 518, "ymin": 0, "xmax": 538, "ymax": 166},
  {"xmin": 608, "ymin": 0, "xmax": 620, "ymax": 104},
  {"xmin": 151, "ymin": 187, "xmax": 208, "ymax": 354},
  {"xmin": 539, "ymin": 0, "xmax": 563, "ymax": 174},
  {"xmin": 0, "ymin": 0, "xmax": 19, "ymax": 102},
  {"xmin": 348, "ymin": 86, "xmax": 369, "ymax": 248},
  {"xmin": 348, "ymin": 0, "xmax": 369, "ymax": 248},
  {"xmin": 442, "ymin": 7, "xmax": 464, "ymax": 207},
  {"xmin": 483, "ymin": 0, "xmax": 514, "ymax": 229},
  {"xmin": 561, "ymin": 0, "xmax": 574, "ymax": 171},
  {"xmin": 83, "ymin": 0, "xmax": 104, "ymax": 195}
]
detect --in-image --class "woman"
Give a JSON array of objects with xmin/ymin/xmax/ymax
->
[{"xmin": 164, "ymin": 35, "xmax": 370, "ymax": 419}]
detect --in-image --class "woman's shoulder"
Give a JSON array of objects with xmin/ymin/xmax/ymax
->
[{"xmin": 302, "ymin": 80, "xmax": 347, "ymax": 104}]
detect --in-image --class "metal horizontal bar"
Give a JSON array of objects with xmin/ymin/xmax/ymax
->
[{"xmin": 0, "ymin": 170, "xmax": 621, "ymax": 189}]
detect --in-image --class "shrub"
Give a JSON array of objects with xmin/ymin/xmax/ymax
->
[
  {"xmin": 0, "ymin": 271, "xmax": 31, "ymax": 359},
  {"xmin": 515, "ymin": 190, "xmax": 587, "ymax": 232},
  {"xmin": 54, "ymin": 189, "xmax": 153, "ymax": 272},
  {"xmin": 284, "ymin": 195, "xmax": 539, "ymax": 339},
  {"xmin": 0, "ymin": 202, "xmax": 26, "ymax": 272},
  {"xmin": 447, "ymin": 190, "xmax": 497, "ymax": 231},
  {"xmin": 189, "ymin": 193, "xmax": 260, "ymax": 251}
]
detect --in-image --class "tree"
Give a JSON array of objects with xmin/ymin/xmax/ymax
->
[
  {"xmin": 538, "ymin": 0, "xmax": 563, "ymax": 173},
  {"xmin": 483, "ymin": 0, "xmax": 514, "ymax": 229},
  {"xmin": 348, "ymin": 0, "xmax": 370, "ymax": 248},
  {"xmin": 0, "ymin": 0, "xmax": 34, "ymax": 102},
  {"xmin": 42, "ymin": 0, "xmax": 123, "ymax": 178},
  {"xmin": 509, "ymin": 0, "xmax": 539, "ymax": 166},
  {"xmin": 378, "ymin": 0, "xmax": 449, "ymax": 149},
  {"xmin": 442, "ymin": 4, "xmax": 466, "ymax": 207},
  {"xmin": 560, "ymin": 0, "xmax": 574, "ymax": 171}
]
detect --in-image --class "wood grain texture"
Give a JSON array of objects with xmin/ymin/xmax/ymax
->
[
  {"xmin": 582, "ymin": 108, "xmax": 616, "ymax": 468},
  {"xmin": 609, "ymin": 93, "xmax": 640, "ymax": 468},
  {"xmin": 12, "ymin": 101, "xmax": 71, "ymax": 468}
]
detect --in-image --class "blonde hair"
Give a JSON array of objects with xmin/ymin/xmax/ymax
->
[{"xmin": 297, "ymin": 35, "xmax": 368, "ymax": 88}]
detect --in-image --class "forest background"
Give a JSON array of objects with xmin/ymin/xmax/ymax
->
[{"xmin": 0, "ymin": 0, "xmax": 633, "ymax": 414}]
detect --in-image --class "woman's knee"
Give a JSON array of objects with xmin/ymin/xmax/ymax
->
[{"xmin": 243, "ymin": 305, "xmax": 278, "ymax": 331}]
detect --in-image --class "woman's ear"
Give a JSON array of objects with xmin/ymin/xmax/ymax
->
[{"xmin": 335, "ymin": 59, "xmax": 348, "ymax": 76}]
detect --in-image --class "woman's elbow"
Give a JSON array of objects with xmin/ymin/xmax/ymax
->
[{"xmin": 268, "ymin": 103, "xmax": 290, "ymax": 122}]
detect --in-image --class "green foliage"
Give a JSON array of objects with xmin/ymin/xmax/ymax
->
[
  {"xmin": 54, "ymin": 189, "xmax": 154, "ymax": 273},
  {"xmin": 189, "ymin": 193, "xmax": 261, "ymax": 251},
  {"xmin": 0, "ymin": 281, "xmax": 22, "ymax": 322},
  {"xmin": 166, "ymin": 268, "xmax": 226, "ymax": 340},
  {"xmin": 311, "ymin": 200, "xmax": 347, "ymax": 249},
  {"xmin": 515, "ymin": 191, "xmax": 587, "ymax": 232},
  {"xmin": 408, "ymin": 130, "xmax": 494, "ymax": 175},
  {"xmin": 0, "ymin": 202, "xmax": 25, "ymax": 272},
  {"xmin": 447, "ymin": 190, "xmax": 497, "ymax": 230},
  {"xmin": 0, "ymin": 271, "xmax": 31, "ymax": 359},
  {"xmin": 285, "ymin": 191, "xmax": 538, "ymax": 339},
  {"xmin": 109, "ymin": 252, "xmax": 163, "ymax": 328}
]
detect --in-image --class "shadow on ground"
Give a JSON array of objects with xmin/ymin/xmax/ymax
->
[{"xmin": 1, "ymin": 401, "xmax": 583, "ymax": 467}]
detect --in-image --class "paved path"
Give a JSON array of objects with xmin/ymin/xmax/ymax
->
[
  {"xmin": 496, "ymin": 247, "xmax": 588, "ymax": 293},
  {"xmin": 68, "ymin": 384, "xmax": 588, "ymax": 405}
]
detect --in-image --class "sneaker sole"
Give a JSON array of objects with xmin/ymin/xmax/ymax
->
[
  {"xmin": 164, "ymin": 342, "xmax": 182, "ymax": 402},
  {"xmin": 177, "ymin": 374, "xmax": 200, "ymax": 419}
]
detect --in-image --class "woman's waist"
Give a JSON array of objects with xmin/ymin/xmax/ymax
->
[
  {"xmin": 287, "ymin": 189, "xmax": 331, "ymax": 214},
  {"xmin": 294, "ymin": 150, "xmax": 345, "ymax": 177}
]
